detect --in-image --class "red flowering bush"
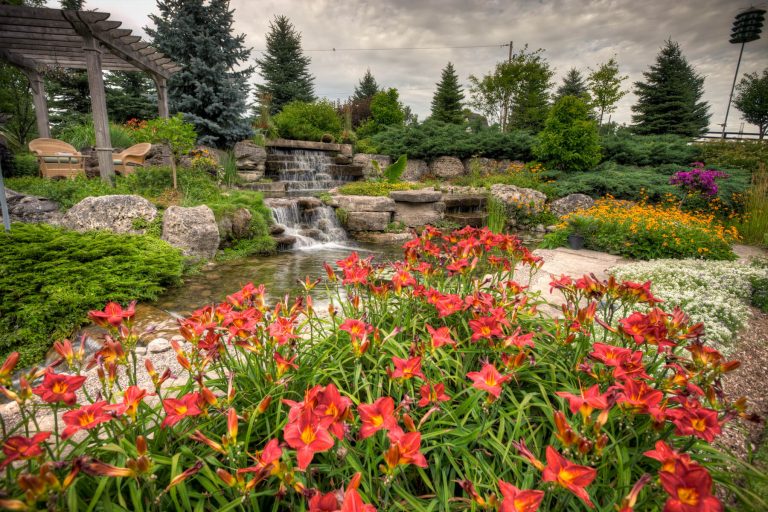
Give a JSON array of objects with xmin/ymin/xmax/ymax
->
[{"xmin": 0, "ymin": 227, "xmax": 763, "ymax": 511}]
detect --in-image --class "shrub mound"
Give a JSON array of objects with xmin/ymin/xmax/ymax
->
[
  {"xmin": 273, "ymin": 100, "xmax": 342, "ymax": 142},
  {"xmin": 0, "ymin": 227, "xmax": 761, "ymax": 510},
  {"xmin": 0, "ymin": 223, "xmax": 184, "ymax": 366},
  {"xmin": 543, "ymin": 198, "xmax": 739, "ymax": 260}
]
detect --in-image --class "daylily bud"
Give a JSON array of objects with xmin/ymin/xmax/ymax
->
[{"xmin": 257, "ymin": 396, "xmax": 272, "ymax": 414}]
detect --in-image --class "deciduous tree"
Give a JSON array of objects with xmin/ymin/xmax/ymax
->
[
  {"xmin": 734, "ymin": 69, "xmax": 768, "ymax": 139},
  {"xmin": 587, "ymin": 57, "xmax": 628, "ymax": 127}
]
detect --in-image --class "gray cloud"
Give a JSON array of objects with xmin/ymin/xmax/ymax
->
[{"xmin": 71, "ymin": 0, "xmax": 768, "ymax": 132}]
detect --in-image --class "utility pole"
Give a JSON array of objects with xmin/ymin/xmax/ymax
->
[
  {"xmin": 722, "ymin": 7, "xmax": 765, "ymax": 138},
  {"xmin": 502, "ymin": 41, "xmax": 513, "ymax": 132}
]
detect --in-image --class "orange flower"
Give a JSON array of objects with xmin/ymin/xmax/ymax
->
[
  {"xmin": 104, "ymin": 386, "xmax": 148, "ymax": 420},
  {"xmin": 283, "ymin": 409, "xmax": 335, "ymax": 470},
  {"xmin": 62, "ymin": 401, "xmax": 112, "ymax": 439},
  {"xmin": 384, "ymin": 430, "xmax": 427, "ymax": 470},
  {"xmin": 274, "ymin": 352, "xmax": 298, "ymax": 377},
  {"xmin": 498, "ymin": 479, "xmax": 544, "ymax": 512},
  {"xmin": 32, "ymin": 369, "xmax": 86, "ymax": 405},
  {"xmin": 88, "ymin": 301, "xmax": 136, "ymax": 328},
  {"xmin": 467, "ymin": 363, "xmax": 511, "ymax": 400},
  {"xmin": 541, "ymin": 446, "xmax": 597, "ymax": 508},
  {"xmin": 0, "ymin": 432, "xmax": 50, "ymax": 469},
  {"xmin": 358, "ymin": 397, "xmax": 397, "ymax": 439},
  {"xmin": 388, "ymin": 356, "xmax": 425, "ymax": 381},
  {"xmin": 161, "ymin": 392, "xmax": 202, "ymax": 428}
]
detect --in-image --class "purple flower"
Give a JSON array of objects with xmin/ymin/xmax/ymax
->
[{"xmin": 670, "ymin": 164, "xmax": 729, "ymax": 197}]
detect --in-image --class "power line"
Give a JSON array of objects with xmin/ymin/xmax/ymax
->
[{"xmin": 255, "ymin": 43, "xmax": 511, "ymax": 53}]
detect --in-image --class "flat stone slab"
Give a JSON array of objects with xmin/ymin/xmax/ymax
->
[
  {"xmin": 345, "ymin": 211, "xmax": 392, "ymax": 231},
  {"xmin": 443, "ymin": 194, "xmax": 487, "ymax": 209},
  {"xmin": 266, "ymin": 138, "xmax": 349, "ymax": 153},
  {"xmin": 394, "ymin": 201, "xmax": 445, "ymax": 227},
  {"xmin": 389, "ymin": 189, "xmax": 442, "ymax": 203},
  {"xmin": 334, "ymin": 195, "xmax": 396, "ymax": 212}
]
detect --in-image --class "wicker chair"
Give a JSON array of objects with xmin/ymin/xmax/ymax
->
[
  {"xmin": 28, "ymin": 138, "xmax": 85, "ymax": 179},
  {"xmin": 113, "ymin": 143, "xmax": 152, "ymax": 174}
]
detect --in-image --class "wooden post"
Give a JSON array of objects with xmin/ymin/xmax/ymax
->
[
  {"xmin": 154, "ymin": 75, "xmax": 169, "ymax": 119},
  {"xmin": 21, "ymin": 68, "xmax": 50, "ymax": 139},
  {"xmin": 82, "ymin": 34, "xmax": 114, "ymax": 183}
]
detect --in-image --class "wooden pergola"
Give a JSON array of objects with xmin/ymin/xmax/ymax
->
[{"xmin": 0, "ymin": 5, "xmax": 180, "ymax": 180}]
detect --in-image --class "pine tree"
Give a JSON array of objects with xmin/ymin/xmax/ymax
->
[
  {"xmin": 105, "ymin": 72, "xmax": 158, "ymax": 123},
  {"xmin": 554, "ymin": 68, "xmax": 590, "ymax": 102},
  {"xmin": 631, "ymin": 40, "xmax": 710, "ymax": 137},
  {"xmin": 354, "ymin": 69, "xmax": 380, "ymax": 100},
  {"xmin": 147, "ymin": 0, "xmax": 254, "ymax": 147},
  {"xmin": 255, "ymin": 15, "xmax": 315, "ymax": 115},
  {"xmin": 430, "ymin": 62, "xmax": 465, "ymax": 124}
]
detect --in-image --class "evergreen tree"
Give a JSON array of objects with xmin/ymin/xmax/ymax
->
[
  {"xmin": 734, "ymin": 69, "xmax": 768, "ymax": 140},
  {"xmin": 430, "ymin": 62, "xmax": 465, "ymax": 124},
  {"xmin": 354, "ymin": 69, "xmax": 380, "ymax": 100},
  {"xmin": 255, "ymin": 15, "xmax": 315, "ymax": 115},
  {"xmin": 588, "ymin": 57, "xmax": 628, "ymax": 127},
  {"xmin": 106, "ymin": 72, "xmax": 158, "ymax": 123},
  {"xmin": 534, "ymin": 96, "xmax": 601, "ymax": 172},
  {"xmin": 631, "ymin": 40, "xmax": 710, "ymax": 137},
  {"xmin": 45, "ymin": 67, "xmax": 91, "ymax": 127},
  {"xmin": 147, "ymin": 0, "xmax": 254, "ymax": 147},
  {"xmin": 554, "ymin": 68, "xmax": 590, "ymax": 102},
  {"xmin": 60, "ymin": 0, "xmax": 84, "ymax": 9}
]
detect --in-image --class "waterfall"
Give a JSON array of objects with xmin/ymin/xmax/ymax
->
[
  {"xmin": 266, "ymin": 197, "xmax": 348, "ymax": 249},
  {"xmin": 266, "ymin": 148, "xmax": 359, "ymax": 195}
]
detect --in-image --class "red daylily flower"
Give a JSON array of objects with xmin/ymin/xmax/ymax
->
[
  {"xmin": 590, "ymin": 343, "xmax": 631, "ymax": 367},
  {"xmin": 660, "ymin": 461, "xmax": 722, "ymax": 512},
  {"xmin": 644, "ymin": 441, "xmax": 692, "ymax": 473},
  {"xmin": 391, "ymin": 267, "xmax": 417, "ymax": 293},
  {"xmin": 32, "ymin": 369, "xmax": 87, "ymax": 405},
  {"xmin": 309, "ymin": 491, "xmax": 343, "ymax": 512},
  {"xmin": 541, "ymin": 446, "xmax": 597, "ymax": 508},
  {"xmin": 339, "ymin": 319, "xmax": 373, "ymax": 342},
  {"xmin": 418, "ymin": 383, "xmax": 450, "ymax": 408},
  {"xmin": 237, "ymin": 438, "xmax": 283, "ymax": 476},
  {"xmin": 0, "ymin": 352, "xmax": 19, "ymax": 385},
  {"xmin": 62, "ymin": 401, "xmax": 112, "ymax": 439},
  {"xmin": 340, "ymin": 473, "xmax": 377, "ymax": 512},
  {"xmin": 667, "ymin": 406, "xmax": 721, "ymax": 442},
  {"xmin": 104, "ymin": 386, "xmax": 148, "ymax": 420},
  {"xmin": 616, "ymin": 379, "xmax": 664, "ymax": 413},
  {"xmin": 316, "ymin": 383, "xmax": 354, "ymax": 438},
  {"xmin": 556, "ymin": 384, "xmax": 609, "ymax": 419},
  {"xmin": 498, "ymin": 479, "xmax": 544, "ymax": 512},
  {"xmin": 467, "ymin": 363, "xmax": 511, "ymax": 400},
  {"xmin": 268, "ymin": 316, "xmax": 298, "ymax": 345},
  {"xmin": 358, "ymin": 397, "xmax": 397, "ymax": 439},
  {"xmin": 88, "ymin": 301, "xmax": 136, "ymax": 328},
  {"xmin": 618, "ymin": 474, "xmax": 652, "ymax": 512},
  {"xmin": 425, "ymin": 324, "xmax": 456, "ymax": 351},
  {"xmin": 274, "ymin": 352, "xmax": 299, "ymax": 377},
  {"xmin": 0, "ymin": 432, "xmax": 50, "ymax": 469},
  {"xmin": 384, "ymin": 431, "xmax": 428, "ymax": 469},
  {"xmin": 284, "ymin": 409, "xmax": 335, "ymax": 470},
  {"xmin": 388, "ymin": 357, "xmax": 425, "ymax": 381},
  {"xmin": 501, "ymin": 328, "xmax": 535, "ymax": 349},
  {"xmin": 161, "ymin": 392, "xmax": 203, "ymax": 428},
  {"xmin": 613, "ymin": 350, "xmax": 652, "ymax": 381},
  {"xmin": 469, "ymin": 316, "xmax": 504, "ymax": 342}
]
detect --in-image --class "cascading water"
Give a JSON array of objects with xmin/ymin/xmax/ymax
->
[
  {"xmin": 266, "ymin": 197, "xmax": 348, "ymax": 249},
  {"xmin": 265, "ymin": 148, "xmax": 359, "ymax": 195}
]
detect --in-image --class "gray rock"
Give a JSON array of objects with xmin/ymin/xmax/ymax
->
[
  {"xmin": 334, "ymin": 195, "xmax": 396, "ymax": 212},
  {"xmin": 549, "ymin": 194, "xmax": 594, "ymax": 218},
  {"xmin": 297, "ymin": 197, "xmax": 323, "ymax": 209},
  {"xmin": 269, "ymin": 224, "xmax": 286, "ymax": 235},
  {"xmin": 489, "ymin": 184, "xmax": 547, "ymax": 215},
  {"xmin": 429, "ymin": 156, "xmax": 465, "ymax": 178},
  {"xmin": 162, "ymin": 205, "xmax": 219, "ymax": 260},
  {"xmin": 345, "ymin": 211, "xmax": 392, "ymax": 231},
  {"xmin": 402, "ymin": 159, "xmax": 428, "ymax": 182},
  {"xmin": 63, "ymin": 195, "xmax": 157, "ymax": 234},
  {"xmin": 353, "ymin": 232, "xmax": 414, "ymax": 243},
  {"xmin": 3, "ymin": 188, "xmax": 61, "ymax": 224},
  {"xmin": 147, "ymin": 338, "xmax": 171, "ymax": 353},
  {"xmin": 352, "ymin": 154, "xmax": 391, "ymax": 179},
  {"xmin": 389, "ymin": 188, "xmax": 442, "ymax": 203},
  {"xmin": 234, "ymin": 140, "xmax": 267, "ymax": 171},
  {"xmin": 464, "ymin": 157, "xmax": 501, "ymax": 175},
  {"xmin": 334, "ymin": 154, "xmax": 352, "ymax": 165},
  {"xmin": 394, "ymin": 201, "xmax": 445, "ymax": 228},
  {"xmin": 231, "ymin": 208, "xmax": 252, "ymax": 239}
]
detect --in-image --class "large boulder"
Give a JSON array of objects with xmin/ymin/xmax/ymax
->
[
  {"xmin": 334, "ymin": 195, "xmax": 396, "ymax": 212},
  {"xmin": 352, "ymin": 154, "xmax": 391, "ymax": 179},
  {"xmin": 217, "ymin": 207, "xmax": 253, "ymax": 242},
  {"xmin": 429, "ymin": 156, "xmax": 465, "ymax": 179},
  {"xmin": 394, "ymin": 202, "xmax": 445, "ymax": 228},
  {"xmin": 549, "ymin": 194, "xmax": 595, "ymax": 218},
  {"xmin": 162, "ymin": 205, "xmax": 219, "ymax": 259},
  {"xmin": 234, "ymin": 141, "xmax": 267, "ymax": 181},
  {"xmin": 345, "ymin": 211, "xmax": 391, "ymax": 231},
  {"xmin": 402, "ymin": 159, "xmax": 428, "ymax": 182},
  {"xmin": 464, "ymin": 157, "xmax": 501, "ymax": 175},
  {"xmin": 389, "ymin": 188, "xmax": 442, "ymax": 203},
  {"xmin": 3, "ymin": 188, "xmax": 62, "ymax": 224},
  {"xmin": 63, "ymin": 195, "xmax": 157, "ymax": 234},
  {"xmin": 489, "ymin": 184, "xmax": 547, "ymax": 215}
]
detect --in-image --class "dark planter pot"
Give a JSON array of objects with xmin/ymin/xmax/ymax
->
[{"xmin": 567, "ymin": 233, "xmax": 585, "ymax": 250}]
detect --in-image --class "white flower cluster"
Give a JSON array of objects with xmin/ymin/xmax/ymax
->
[{"xmin": 610, "ymin": 259, "xmax": 768, "ymax": 352}]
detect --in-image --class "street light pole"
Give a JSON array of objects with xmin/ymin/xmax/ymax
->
[{"xmin": 721, "ymin": 41, "xmax": 746, "ymax": 139}]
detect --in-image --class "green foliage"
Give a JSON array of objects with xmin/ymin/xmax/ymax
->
[
  {"xmin": 336, "ymin": 181, "xmax": 422, "ymax": 196},
  {"xmin": 353, "ymin": 69, "xmax": 380, "ymax": 101},
  {"xmin": 356, "ymin": 89, "xmax": 406, "ymax": 138},
  {"xmin": 554, "ymin": 68, "xmax": 590, "ymax": 104},
  {"xmin": 534, "ymin": 96, "xmax": 601, "ymax": 172},
  {"xmin": 44, "ymin": 68, "xmax": 90, "ymax": 127},
  {"xmin": 751, "ymin": 274, "xmax": 768, "ymax": 312},
  {"xmin": 371, "ymin": 154, "xmax": 407, "ymax": 183},
  {"xmin": 430, "ymin": 62, "xmax": 465, "ymax": 124},
  {"xmin": 10, "ymin": 153, "xmax": 39, "ymax": 177},
  {"xmin": 385, "ymin": 220, "xmax": 407, "ymax": 233},
  {"xmin": 6, "ymin": 175, "xmax": 116, "ymax": 209},
  {"xmin": 733, "ymin": 69, "xmax": 768, "ymax": 139},
  {"xmin": 587, "ymin": 57, "xmax": 628, "ymax": 126},
  {"xmin": 273, "ymin": 101, "xmax": 343, "ymax": 142},
  {"xmin": 0, "ymin": 223, "xmax": 183, "ymax": 366},
  {"xmin": 485, "ymin": 195, "xmax": 507, "ymax": 233},
  {"xmin": 105, "ymin": 71, "xmax": 158, "ymax": 123},
  {"xmin": 132, "ymin": 114, "xmax": 197, "ymax": 157},
  {"xmin": 694, "ymin": 140, "xmax": 768, "ymax": 174},
  {"xmin": 452, "ymin": 162, "xmax": 554, "ymax": 197},
  {"xmin": 56, "ymin": 119, "xmax": 137, "ymax": 150},
  {"xmin": 354, "ymin": 137, "xmax": 379, "ymax": 154},
  {"xmin": 147, "ymin": 0, "xmax": 254, "ymax": 147},
  {"xmin": 631, "ymin": 40, "xmax": 710, "ymax": 137},
  {"xmin": 468, "ymin": 46, "xmax": 554, "ymax": 132},
  {"xmin": 600, "ymin": 129, "xmax": 698, "ymax": 166},
  {"xmin": 736, "ymin": 165, "xmax": 768, "ymax": 246},
  {"xmin": 334, "ymin": 207, "xmax": 349, "ymax": 226},
  {"xmin": 219, "ymin": 150, "xmax": 240, "ymax": 187},
  {"xmin": 0, "ymin": 63, "xmax": 36, "ymax": 149},
  {"xmin": 254, "ymin": 15, "xmax": 315, "ymax": 114},
  {"xmin": 372, "ymin": 121, "xmax": 535, "ymax": 161}
]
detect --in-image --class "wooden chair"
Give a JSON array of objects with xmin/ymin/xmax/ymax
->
[
  {"xmin": 113, "ymin": 143, "xmax": 152, "ymax": 174},
  {"xmin": 28, "ymin": 138, "xmax": 85, "ymax": 179}
]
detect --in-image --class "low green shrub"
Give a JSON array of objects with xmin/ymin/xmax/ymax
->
[
  {"xmin": 600, "ymin": 130, "xmax": 697, "ymax": 166},
  {"xmin": 273, "ymin": 101, "xmax": 343, "ymax": 142},
  {"xmin": 56, "ymin": 120, "xmax": 137, "ymax": 150},
  {"xmin": 336, "ymin": 181, "xmax": 423, "ymax": 196},
  {"xmin": 453, "ymin": 162, "xmax": 556, "ymax": 197},
  {"xmin": 0, "ymin": 223, "xmax": 184, "ymax": 366},
  {"xmin": 611, "ymin": 259, "xmax": 768, "ymax": 350},
  {"xmin": 736, "ymin": 164, "xmax": 768, "ymax": 246},
  {"xmin": 10, "ymin": 153, "xmax": 38, "ymax": 177},
  {"xmin": 695, "ymin": 140, "xmax": 768, "ymax": 173},
  {"xmin": 5, "ymin": 175, "xmax": 117, "ymax": 209}
]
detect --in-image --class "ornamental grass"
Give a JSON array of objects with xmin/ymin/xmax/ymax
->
[
  {"xmin": 0, "ymin": 227, "xmax": 763, "ymax": 511},
  {"xmin": 545, "ymin": 197, "xmax": 740, "ymax": 260}
]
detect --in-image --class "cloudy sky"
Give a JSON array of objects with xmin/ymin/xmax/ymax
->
[{"xmin": 56, "ymin": 0, "xmax": 768, "ymax": 132}]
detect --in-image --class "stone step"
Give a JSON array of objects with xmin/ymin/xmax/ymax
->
[
  {"xmin": 443, "ymin": 194, "xmax": 487, "ymax": 209},
  {"xmin": 238, "ymin": 182, "xmax": 287, "ymax": 193},
  {"xmin": 265, "ymin": 154, "xmax": 302, "ymax": 162},
  {"xmin": 445, "ymin": 212, "xmax": 488, "ymax": 228}
]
